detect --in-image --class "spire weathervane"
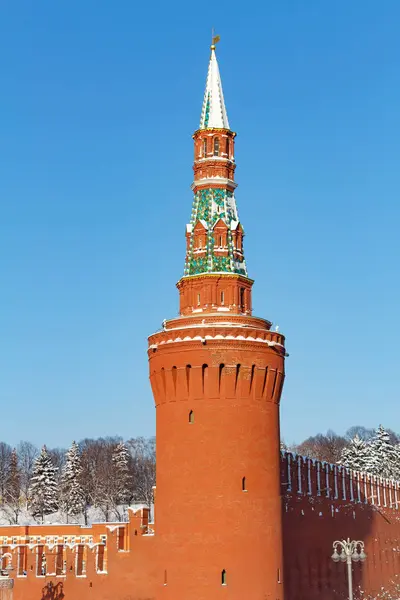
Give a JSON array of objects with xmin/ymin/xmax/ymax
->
[{"xmin": 211, "ymin": 28, "xmax": 220, "ymax": 50}]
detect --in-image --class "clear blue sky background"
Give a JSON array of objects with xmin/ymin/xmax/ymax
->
[{"xmin": 1, "ymin": 1, "xmax": 399, "ymax": 448}]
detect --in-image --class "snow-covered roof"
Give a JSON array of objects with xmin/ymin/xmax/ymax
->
[{"xmin": 199, "ymin": 45, "xmax": 230, "ymax": 130}]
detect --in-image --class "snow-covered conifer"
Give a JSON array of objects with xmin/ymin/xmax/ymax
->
[
  {"xmin": 366, "ymin": 425, "xmax": 398, "ymax": 479},
  {"xmin": 393, "ymin": 444, "xmax": 400, "ymax": 481},
  {"xmin": 28, "ymin": 446, "xmax": 58, "ymax": 523},
  {"xmin": 339, "ymin": 435, "xmax": 368, "ymax": 472},
  {"xmin": 60, "ymin": 441, "xmax": 84, "ymax": 522},
  {"xmin": 112, "ymin": 442, "xmax": 132, "ymax": 506}
]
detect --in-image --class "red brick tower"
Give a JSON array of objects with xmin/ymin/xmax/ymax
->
[{"xmin": 148, "ymin": 39, "xmax": 287, "ymax": 599}]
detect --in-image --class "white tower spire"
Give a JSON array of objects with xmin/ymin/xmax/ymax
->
[{"xmin": 199, "ymin": 41, "xmax": 230, "ymax": 130}]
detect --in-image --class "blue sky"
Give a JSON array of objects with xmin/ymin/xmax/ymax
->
[{"xmin": 1, "ymin": 1, "xmax": 399, "ymax": 448}]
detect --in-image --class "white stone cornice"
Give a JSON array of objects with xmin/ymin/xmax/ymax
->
[
  {"xmin": 150, "ymin": 334, "xmax": 286, "ymax": 352},
  {"xmin": 195, "ymin": 155, "xmax": 235, "ymax": 163},
  {"xmin": 191, "ymin": 178, "xmax": 238, "ymax": 190}
]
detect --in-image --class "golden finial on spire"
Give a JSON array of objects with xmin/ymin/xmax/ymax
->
[{"xmin": 211, "ymin": 27, "xmax": 220, "ymax": 50}]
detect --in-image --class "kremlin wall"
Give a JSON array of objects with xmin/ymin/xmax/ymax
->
[
  {"xmin": 1, "ymin": 456, "xmax": 400, "ymax": 599},
  {"xmin": 1, "ymin": 43, "xmax": 399, "ymax": 599}
]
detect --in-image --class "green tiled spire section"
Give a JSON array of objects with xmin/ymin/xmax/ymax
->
[{"xmin": 184, "ymin": 188, "xmax": 247, "ymax": 277}]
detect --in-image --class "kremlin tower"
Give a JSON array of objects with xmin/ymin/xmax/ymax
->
[{"xmin": 148, "ymin": 39, "xmax": 287, "ymax": 599}]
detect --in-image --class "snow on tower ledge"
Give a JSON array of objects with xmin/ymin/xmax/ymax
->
[{"xmin": 199, "ymin": 44, "xmax": 230, "ymax": 130}]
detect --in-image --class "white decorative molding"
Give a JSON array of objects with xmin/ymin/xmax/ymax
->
[{"xmin": 191, "ymin": 178, "xmax": 237, "ymax": 190}]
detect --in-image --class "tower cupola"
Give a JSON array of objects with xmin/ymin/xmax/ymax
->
[{"xmin": 180, "ymin": 40, "xmax": 252, "ymax": 316}]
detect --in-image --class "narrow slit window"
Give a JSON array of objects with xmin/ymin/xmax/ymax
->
[
  {"xmin": 221, "ymin": 569, "xmax": 227, "ymax": 585},
  {"xmin": 219, "ymin": 235, "xmax": 223, "ymax": 247},
  {"xmin": 203, "ymin": 139, "xmax": 207, "ymax": 157},
  {"xmin": 220, "ymin": 291, "xmax": 224, "ymax": 305},
  {"xmin": 277, "ymin": 568, "xmax": 281, "ymax": 583},
  {"xmin": 242, "ymin": 476, "xmax": 247, "ymax": 491},
  {"xmin": 189, "ymin": 410, "xmax": 194, "ymax": 424},
  {"xmin": 164, "ymin": 570, "xmax": 168, "ymax": 585},
  {"xmin": 226, "ymin": 137, "xmax": 230, "ymax": 156},
  {"xmin": 197, "ymin": 293, "xmax": 201, "ymax": 306},
  {"xmin": 214, "ymin": 137, "xmax": 220, "ymax": 156},
  {"xmin": 240, "ymin": 287, "xmax": 245, "ymax": 309}
]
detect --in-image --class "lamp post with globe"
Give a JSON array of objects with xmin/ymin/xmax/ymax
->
[{"xmin": 331, "ymin": 538, "xmax": 367, "ymax": 600}]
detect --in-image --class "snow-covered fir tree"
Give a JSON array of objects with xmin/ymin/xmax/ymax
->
[
  {"xmin": 365, "ymin": 425, "xmax": 398, "ymax": 479},
  {"xmin": 28, "ymin": 446, "xmax": 58, "ymax": 523},
  {"xmin": 339, "ymin": 435, "xmax": 368, "ymax": 472},
  {"xmin": 112, "ymin": 442, "xmax": 132, "ymax": 506},
  {"xmin": 393, "ymin": 444, "xmax": 400, "ymax": 481},
  {"xmin": 60, "ymin": 441, "xmax": 84, "ymax": 522}
]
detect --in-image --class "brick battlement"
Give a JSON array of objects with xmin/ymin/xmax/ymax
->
[
  {"xmin": 281, "ymin": 451, "xmax": 400, "ymax": 509},
  {"xmin": 0, "ymin": 509, "xmax": 155, "ymax": 599}
]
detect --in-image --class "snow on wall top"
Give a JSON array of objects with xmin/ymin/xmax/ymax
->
[{"xmin": 281, "ymin": 451, "xmax": 400, "ymax": 509}]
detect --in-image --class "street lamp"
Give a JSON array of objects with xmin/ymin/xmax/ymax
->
[{"xmin": 331, "ymin": 538, "xmax": 367, "ymax": 600}]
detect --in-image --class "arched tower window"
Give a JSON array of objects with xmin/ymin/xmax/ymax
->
[
  {"xmin": 221, "ymin": 570, "xmax": 227, "ymax": 585},
  {"xmin": 203, "ymin": 138, "xmax": 207, "ymax": 157},
  {"xmin": 214, "ymin": 137, "xmax": 220, "ymax": 156}
]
